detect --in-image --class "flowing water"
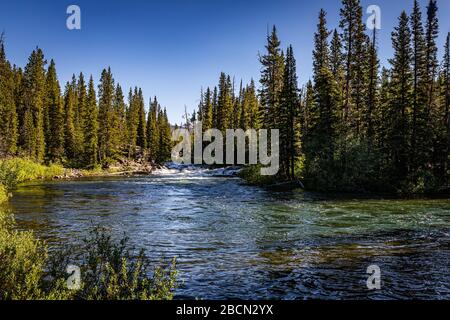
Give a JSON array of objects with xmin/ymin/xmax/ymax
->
[{"xmin": 8, "ymin": 167, "xmax": 450, "ymax": 300}]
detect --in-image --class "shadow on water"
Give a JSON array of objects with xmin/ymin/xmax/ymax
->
[{"xmin": 9, "ymin": 172, "xmax": 450, "ymax": 300}]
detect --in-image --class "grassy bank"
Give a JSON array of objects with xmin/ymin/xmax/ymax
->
[{"xmin": 0, "ymin": 158, "xmax": 178, "ymax": 300}]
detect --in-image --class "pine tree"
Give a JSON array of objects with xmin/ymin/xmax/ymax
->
[
  {"xmin": 212, "ymin": 87, "xmax": 218, "ymax": 128},
  {"xmin": 443, "ymin": 33, "xmax": 450, "ymax": 181},
  {"xmin": 365, "ymin": 20, "xmax": 380, "ymax": 150},
  {"xmin": 63, "ymin": 81, "xmax": 77, "ymax": 161},
  {"xmin": 410, "ymin": 0, "xmax": 431, "ymax": 175},
  {"xmin": 44, "ymin": 60, "xmax": 64, "ymax": 162},
  {"xmin": 19, "ymin": 48, "xmax": 46, "ymax": 162},
  {"xmin": 259, "ymin": 26, "xmax": 285, "ymax": 130},
  {"xmin": 84, "ymin": 76, "xmax": 98, "ymax": 167},
  {"xmin": 136, "ymin": 88, "xmax": 147, "ymax": 150},
  {"xmin": 339, "ymin": 0, "xmax": 368, "ymax": 138},
  {"xmin": 157, "ymin": 108, "xmax": 172, "ymax": 163},
  {"xmin": 246, "ymin": 79, "xmax": 261, "ymax": 130},
  {"xmin": 330, "ymin": 29, "xmax": 345, "ymax": 113},
  {"xmin": 425, "ymin": 0, "xmax": 439, "ymax": 113},
  {"xmin": 97, "ymin": 67, "xmax": 115, "ymax": 164},
  {"xmin": 305, "ymin": 9, "xmax": 339, "ymax": 189},
  {"xmin": 112, "ymin": 84, "xmax": 127, "ymax": 155},
  {"xmin": 126, "ymin": 88, "xmax": 138, "ymax": 158},
  {"xmin": 146, "ymin": 97, "xmax": 159, "ymax": 161},
  {"xmin": 387, "ymin": 11, "xmax": 413, "ymax": 181},
  {"xmin": 217, "ymin": 73, "xmax": 233, "ymax": 133},
  {"xmin": 300, "ymin": 80, "xmax": 314, "ymax": 143},
  {"xmin": 0, "ymin": 35, "xmax": 18, "ymax": 156},
  {"xmin": 280, "ymin": 45, "xmax": 300, "ymax": 179},
  {"xmin": 202, "ymin": 87, "xmax": 213, "ymax": 130}
]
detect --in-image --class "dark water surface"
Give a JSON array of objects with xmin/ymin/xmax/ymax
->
[{"xmin": 9, "ymin": 170, "xmax": 450, "ymax": 299}]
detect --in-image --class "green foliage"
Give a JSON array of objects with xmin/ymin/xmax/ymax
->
[
  {"xmin": 239, "ymin": 165, "xmax": 279, "ymax": 186},
  {"xmin": 19, "ymin": 48, "xmax": 46, "ymax": 162},
  {"xmin": 0, "ymin": 209, "xmax": 178, "ymax": 301},
  {"xmin": 47, "ymin": 228, "xmax": 178, "ymax": 300},
  {"xmin": 0, "ymin": 158, "xmax": 64, "ymax": 189},
  {"xmin": 0, "ymin": 184, "xmax": 8, "ymax": 203},
  {"xmin": 0, "ymin": 35, "xmax": 18, "ymax": 157}
]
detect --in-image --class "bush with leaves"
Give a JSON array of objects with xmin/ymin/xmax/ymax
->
[{"xmin": 0, "ymin": 209, "xmax": 178, "ymax": 300}]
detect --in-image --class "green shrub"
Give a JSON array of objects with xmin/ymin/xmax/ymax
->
[
  {"xmin": 46, "ymin": 227, "xmax": 178, "ymax": 300},
  {"xmin": 0, "ymin": 184, "xmax": 8, "ymax": 204},
  {"xmin": 239, "ymin": 165, "xmax": 279, "ymax": 186},
  {"xmin": 0, "ymin": 209, "xmax": 49, "ymax": 300},
  {"xmin": 0, "ymin": 158, "xmax": 65, "ymax": 189},
  {"xmin": 0, "ymin": 210, "xmax": 178, "ymax": 300}
]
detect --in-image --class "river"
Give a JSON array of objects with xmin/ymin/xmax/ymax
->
[{"xmin": 9, "ymin": 167, "xmax": 450, "ymax": 299}]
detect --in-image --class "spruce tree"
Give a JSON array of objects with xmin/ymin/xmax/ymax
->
[
  {"xmin": 330, "ymin": 29, "xmax": 345, "ymax": 113},
  {"xmin": 365, "ymin": 20, "xmax": 380, "ymax": 150},
  {"xmin": 44, "ymin": 60, "xmax": 64, "ymax": 162},
  {"xmin": 202, "ymin": 87, "xmax": 213, "ymax": 130},
  {"xmin": 63, "ymin": 81, "xmax": 77, "ymax": 161},
  {"xmin": 84, "ymin": 76, "xmax": 98, "ymax": 167},
  {"xmin": 425, "ymin": 0, "xmax": 439, "ymax": 112},
  {"xmin": 126, "ymin": 88, "xmax": 139, "ymax": 158},
  {"xmin": 136, "ymin": 88, "xmax": 147, "ymax": 150},
  {"xmin": 306, "ymin": 9, "xmax": 339, "ymax": 189},
  {"xmin": 146, "ymin": 97, "xmax": 160, "ymax": 161},
  {"xmin": 217, "ymin": 73, "xmax": 233, "ymax": 133},
  {"xmin": 387, "ymin": 11, "xmax": 413, "ymax": 182},
  {"xmin": 280, "ymin": 45, "xmax": 300, "ymax": 179},
  {"xmin": 339, "ymin": 0, "xmax": 368, "ymax": 138},
  {"xmin": 246, "ymin": 79, "xmax": 261, "ymax": 130},
  {"xmin": 410, "ymin": 0, "xmax": 431, "ymax": 175},
  {"xmin": 259, "ymin": 26, "xmax": 285, "ymax": 130},
  {"xmin": 19, "ymin": 48, "xmax": 46, "ymax": 162},
  {"xmin": 0, "ymin": 35, "xmax": 18, "ymax": 156},
  {"xmin": 97, "ymin": 67, "xmax": 115, "ymax": 164},
  {"xmin": 112, "ymin": 84, "xmax": 127, "ymax": 155}
]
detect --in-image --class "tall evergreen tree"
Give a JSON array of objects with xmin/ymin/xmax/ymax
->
[
  {"xmin": 365, "ymin": 19, "xmax": 380, "ymax": 150},
  {"xmin": 259, "ymin": 26, "xmax": 285, "ymax": 130},
  {"xmin": 217, "ymin": 73, "xmax": 233, "ymax": 133},
  {"xmin": 63, "ymin": 80, "xmax": 77, "ymax": 161},
  {"xmin": 202, "ymin": 87, "xmax": 213, "ymax": 130},
  {"xmin": 339, "ymin": 0, "xmax": 368, "ymax": 138},
  {"xmin": 136, "ymin": 88, "xmax": 147, "ymax": 150},
  {"xmin": 280, "ymin": 45, "xmax": 300, "ymax": 179},
  {"xmin": 112, "ymin": 84, "xmax": 127, "ymax": 155},
  {"xmin": 425, "ymin": 0, "xmax": 439, "ymax": 113},
  {"xmin": 97, "ymin": 67, "xmax": 116, "ymax": 163},
  {"xmin": 19, "ymin": 48, "xmax": 46, "ymax": 162},
  {"xmin": 305, "ymin": 10, "xmax": 339, "ymax": 189},
  {"xmin": 387, "ymin": 11, "xmax": 413, "ymax": 181},
  {"xmin": 44, "ymin": 60, "xmax": 64, "ymax": 162},
  {"xmin": 146, "ymin": 97, "xmax": 160, "ymax": 161},
  {"xmin": 0, "ymin": 35, "xmax": 18, "ymax": 156},
  {"xmin": 410, "ymin": 0, "xmax": 431, "ymax": 174},
  {"xmin": 84, "ymin": 76, "xmax": 98, "ymax": 167}
]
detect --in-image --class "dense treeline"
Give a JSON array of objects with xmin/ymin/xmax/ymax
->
[
  {"xmin": 194, "ymin": 0, "xmax": 449, "ymax": 193},
  {"xmin": 0, "ymin": 37, "xmax": 172, "ymax": 168}
]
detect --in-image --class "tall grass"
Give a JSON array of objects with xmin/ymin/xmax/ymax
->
[{"xmin": 0, "ymin": 158, "xmax": 65, "ymax": 190}]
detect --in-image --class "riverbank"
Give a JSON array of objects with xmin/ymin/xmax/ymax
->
[{"xmin": 0, "ymin": 158, "xmax": 159, "ymax": 200}]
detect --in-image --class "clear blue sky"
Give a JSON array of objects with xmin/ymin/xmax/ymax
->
[{"xmin": 1, "ymin": 0, "xmax": 449, "ymax": 124}]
